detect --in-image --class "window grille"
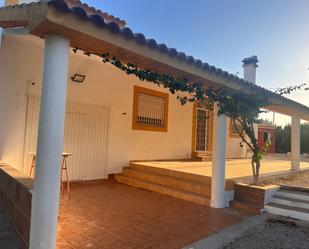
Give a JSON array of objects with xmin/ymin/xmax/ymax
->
[
  {"xmin": 196, "ymin": 109, "xmax": 208, "ymax": 151},
  {"xmin": 137, "ymin": 93, "xmax": 165, "ymax": 127},
  {"xmin": 132, "ymin": 86, "xmax": 169, "ymax": 132}
]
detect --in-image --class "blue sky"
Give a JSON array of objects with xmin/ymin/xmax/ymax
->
[{"xmin": 85, "ymin": 1, "xmax": 309, "ymax": 81}]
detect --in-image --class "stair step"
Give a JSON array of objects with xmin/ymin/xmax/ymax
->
[
  {"xmin": 115, "ymin": 175, "xmax": 211, "ymax": 206},
  {"xmin": 122, "ymin": 167, "xmax": 211, "ymax": 197},
  {"xmin": 280, "ymin": 185, "xmax": 309, "ymax": 194},
  {"xmin": 129, "ymin": 163, "xmax": 234, "ymax": 191},
  {"xmin": 197, "ymin": 157, "xmax": 212, "ymax": 162},
  {"xmin": 196, "ymin": 152, "xmax": 212, "ymax": 161},
  {"xmin": 271, "ymin": 195, "xmax": 309, "ymax": 209},
  {"xmin": 276, "ymin": 189, "xmax": 309, "ymax": 202},
  {"xmin": 264, "ymin": 202, "xmax": 309, "ymax": 222},
  {"xmin": 129, "ymin": 163, "xmax": 212, "ymax": 184}
]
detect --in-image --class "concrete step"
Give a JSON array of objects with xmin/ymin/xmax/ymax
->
[
  {"xmin": 196, "ymin": 152, "xmax": 212, "ymax": 162},
  {"xmin": 264, "ymin": 202, "xmax": 309, "ymax": 222},
  {"xmin": 129, "ymin": 162, "xmax": 234, "ymax": 191},
  {"xmin": 122, "ymin": 167, "xmax": 212, "ymax": 197},
  {"xmin": 129, "ymin": 162, "xmax": 212, "ymax": 184},
  {"xmin": 271, "ymin": 195, "xmax": 309, "ymax": 210},
  {"xmin": 115, "ymin": 175, "xmax": 211, "ymax": 206},
  {"xmin": 276, "ymin": 189, "xmax": 309, "ymax": 202},
  {"xmin": 280, "ymin": 185, "xmax": 309, "ymax": 194}
]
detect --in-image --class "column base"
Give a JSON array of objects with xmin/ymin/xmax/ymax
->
[{"xmin": 210, "ymin": 197, "xmax": 229, "ymax": 209}]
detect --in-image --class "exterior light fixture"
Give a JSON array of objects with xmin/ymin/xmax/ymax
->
[{"xmin": 71, "ymin": 74, "xmax": 86, "ymax": 83}]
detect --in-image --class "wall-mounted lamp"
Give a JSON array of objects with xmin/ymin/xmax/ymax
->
[{"xmin": 71, "ymin": 74, "xmax": 86, "ymax": 83}]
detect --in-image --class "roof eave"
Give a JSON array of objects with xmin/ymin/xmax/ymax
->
[
  {"xmin": 0, "ymin": 2, "xmax": 48, "ymax": 30},
  {"xmin": 0, "ymin": 2, "xmax": 309, "ymax": 121}
]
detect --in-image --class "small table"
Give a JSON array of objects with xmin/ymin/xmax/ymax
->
[{"xmin": 29, "ymin": 152, "xmax": 72, "ymax": 199}]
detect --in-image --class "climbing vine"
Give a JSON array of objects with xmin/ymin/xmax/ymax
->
[
  {"xmin": 73, "ymin": 48, "xmax": 278, "ymax": 184},
  {"xmin": 275, "ymin": 83, "xmax": 308, "ymax": 95}
]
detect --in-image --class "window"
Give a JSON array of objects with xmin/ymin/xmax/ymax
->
[
  {"xmin": 263, "ymin": 131, "xmax": 268, "ymax": 143},
  {"xmin": 263, "ymin": 131, "xmax": 271, "ymax": 143},
  {"xmin": 195, "ymin": 108, "xmax": 208, "ymax": 151},
  {"xmin": 132, "ymin": 86, "xmax": 169, "ymax": 132}
]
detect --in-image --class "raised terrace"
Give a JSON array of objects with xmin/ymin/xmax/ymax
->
[
  {"xmin": 115, "ymin": 156, "xmax": 309, "ymax": 206},
  {"xmin": 132, "ymin": 156, "xmax": 309, "ymax": 182}
]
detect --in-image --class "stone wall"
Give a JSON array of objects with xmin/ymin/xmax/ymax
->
[{"xmin": 0, "ymin": 163, "xmax": 33, "ymax": 249}]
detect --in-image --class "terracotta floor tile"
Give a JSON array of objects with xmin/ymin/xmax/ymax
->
[
  {"xmin": 126, "ymin": 235, "xmax": 156, "ymax": 247},
  {"xmin": 56, "ymin": 180, "xmax": 247, "ymax": 249}
]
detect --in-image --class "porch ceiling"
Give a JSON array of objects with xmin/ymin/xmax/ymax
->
[{"xmin": 1, "ymin": 0, "xmax": 309, "ymax": 120}]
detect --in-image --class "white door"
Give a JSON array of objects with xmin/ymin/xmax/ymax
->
[{"xmin": 22, "ymin": 96, "xmax": 109, "ymax": 181}]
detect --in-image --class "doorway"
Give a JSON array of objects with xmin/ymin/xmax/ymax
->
[
  {"xmin": 192, "ymin": 102, "xmax": 213, "ymax": 158},
  {"xmin": 22, "ymin": 95, "xmax": 109, "ymax": 181}
]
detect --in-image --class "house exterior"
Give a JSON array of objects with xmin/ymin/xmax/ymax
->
[
  {"xmin": 0, "ymin": 1, "xmax": 309, "ymax": 248},
  {"xmin": 0, "ymin": 33, "xmax": 248, "ymax": 182}
]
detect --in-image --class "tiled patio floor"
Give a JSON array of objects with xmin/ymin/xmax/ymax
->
[
  {"xmin": 133, "ymin": 156, "xmax": 309, "ymax": 181},
  {"xmin": 57, "ymin": 180, "xmax": 246, "ymax": 249}
]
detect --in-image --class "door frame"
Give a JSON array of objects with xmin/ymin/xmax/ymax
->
[{"xmin": 191, "ymin": 102, "xmax": 213, "ymax": 158}]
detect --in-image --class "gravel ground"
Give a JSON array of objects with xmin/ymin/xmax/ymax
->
[
  {"xmin": 259, "ymin": 171, "xmax": 309, "ymax": 187},
  {"xmin": 224, "ymin": 218, "xmax": 309, "ymax": 249}
]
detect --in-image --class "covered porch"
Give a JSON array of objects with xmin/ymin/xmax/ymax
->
[{"xmin": 1, "ymin": 1, "xmax": 309, "ymax": 249}]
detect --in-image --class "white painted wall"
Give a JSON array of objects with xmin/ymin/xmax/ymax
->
[
  {"xmin": 0, "ymin": 35, "xmax": 192, "ymax": 174},
  {"xmin": 225, "ymin": 118, "xmax": 247, "ymax": 159},
  {"xmin": 24, "ymin": 96, "xmax": 110, "ymax": 181},
  {"xmin": 0, "ymin": 35, "xmax": 245, "ymax": 175},
  {"xmin": 0, "ymin": 35, "xmax": 29, "ymax": 171}
]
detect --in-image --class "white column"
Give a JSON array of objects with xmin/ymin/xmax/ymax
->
[
  {"xmin": 0, "ymin": 32, "xmax": 2, "ymax": 54},
  {"xmin": 291, "ymin": 116, "xmax": 300, "ymax": 171},
  {"xmin": 29, "ymin": 34, "xmax": 70, "ymax": 249},
  {"xmin": 0, "ymin": 0, "xmax": 3, "ymax": 50},
  {"xmin": 211, "ymin": 103, "xmax": 228, "ymax": 208}
]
